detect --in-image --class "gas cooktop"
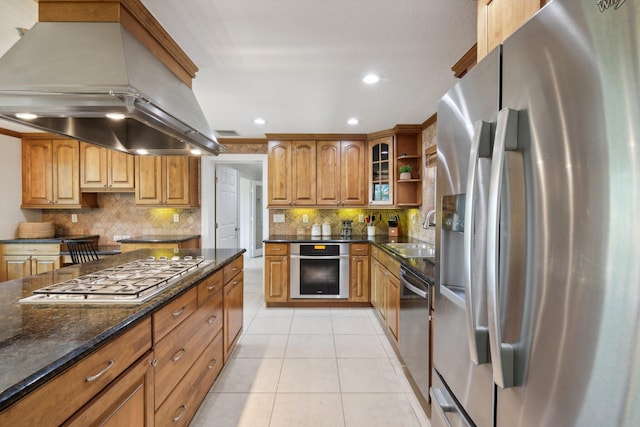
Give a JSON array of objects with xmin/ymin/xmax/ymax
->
[{"xmin": 19, "ymin": 256, "xmax": 210, "ymax": 305}]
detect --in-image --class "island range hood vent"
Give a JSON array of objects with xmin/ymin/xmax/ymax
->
[{"xmin": 0, "ymin": 22, "xmax": 224, "ymax": 156}]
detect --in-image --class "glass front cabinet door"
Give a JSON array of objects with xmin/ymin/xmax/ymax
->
[{"xmin": 368, "ymin": 135, "xmax": 394, "ymax": 206}]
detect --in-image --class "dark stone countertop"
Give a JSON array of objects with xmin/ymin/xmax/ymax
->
[
  {"xmin": 118, "ymin": 234, "xmax": 201, "ymax": 243},
  {"xmin": 265, "ymin": 234, "xmax": 435, "ymax": 283},
  {"xmin": 0, "ymin": 247, "xmax": 245, "ymax": 411},
  {"xmin": 0, "ymin": 235, "xmax": 100, "ymax": 244}
]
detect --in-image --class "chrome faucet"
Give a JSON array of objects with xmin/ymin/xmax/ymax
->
[{"xmin": 423, "ymin": 210, "xmax": 436, "ymax": 229}]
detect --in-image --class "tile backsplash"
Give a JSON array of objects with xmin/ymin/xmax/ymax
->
[
  {"xmin": 269, "ymin": 208, "xmax": 409, "ymax": 237},
  {"xmin": 43, "ymin": 193, "xmax": 201, "ymax": 245}
]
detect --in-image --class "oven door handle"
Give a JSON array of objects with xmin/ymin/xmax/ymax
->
[{"xmin": 290, "ymin": 255, "xmax": 349, "ymax": 260}]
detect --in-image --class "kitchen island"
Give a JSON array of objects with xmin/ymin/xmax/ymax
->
[{"xmin": 0, "ymin": 247, "xmax": 244, "ymax": 425}]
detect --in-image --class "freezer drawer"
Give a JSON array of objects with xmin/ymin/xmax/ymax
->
[{"xmin": 430, "ymin": 369, "xmax": 474, "ymax": 427}]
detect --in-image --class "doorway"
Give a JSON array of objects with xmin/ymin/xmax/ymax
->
[
  {"xmin": 201, "ymin": 154, "xmax": 268, "ymax": 256},
  {"xmin": 215, "ymin": 165, "xmax": 238, "ymax": 248}
]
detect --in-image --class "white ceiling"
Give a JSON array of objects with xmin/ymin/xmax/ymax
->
[{"xmin": 0, "ymin": 0, "xmax": 476, "ymax": 138}]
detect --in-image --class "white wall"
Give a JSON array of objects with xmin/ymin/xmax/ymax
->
[{"xmin": 0, "ymin": 134, "xmax": 41, "ymax": 239}]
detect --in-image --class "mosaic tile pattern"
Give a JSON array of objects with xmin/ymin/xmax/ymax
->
[
  {"xmin": 269, "ymin": 208, "xmax": 409, "ymax": 238},
  {"xmin": 406, "ymin": 122, "xmax": 437, "ymax": 243},
  {"xmin": 42, "ymin": 193, "xmax": 201, "ymax": 245},
  {"xmin": 223, "ymin": 143, "xmax": 268, "ymax": 154}
]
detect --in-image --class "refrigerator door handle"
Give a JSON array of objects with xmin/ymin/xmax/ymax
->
[
  {"xmin": 487, "ymin": 108, "xmax": 518, "ymax": 388},
  {"xmin": 463, "ymin": 120, "xmax": 492, "ymax": 365}
]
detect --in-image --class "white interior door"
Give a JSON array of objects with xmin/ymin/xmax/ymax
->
[
  {"xmin": 216, "ymin": 166, "xmax": 238, "ymax": 248},
  {"xmin": 252, "ymin": 181, "xmax": 264, "ymax": 257}
]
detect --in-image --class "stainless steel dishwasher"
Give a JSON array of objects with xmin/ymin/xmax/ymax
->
[{"xmin": 399, "ymin": 266, "xmax": 432, "ymax": 413}]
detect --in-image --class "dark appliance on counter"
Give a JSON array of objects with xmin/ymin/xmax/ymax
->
[
  {"xmin": 289, "ymin": 243, "xmax": 349, "ymax": 299},
  {"xmin": 341, "ymin": 220, "xmax": 353, "ymax": 238},
  {"xmin": 399, "ymin": 267, "xmax": 432, "ymax": 415},
  {"xmin": 433, "ymin": 0, "xmax": 640, "ymax": 426}
]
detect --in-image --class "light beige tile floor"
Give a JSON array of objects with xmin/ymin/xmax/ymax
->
[{"xmin": 191, "ymin": 254, "xmax": 430, "ymax": 427}]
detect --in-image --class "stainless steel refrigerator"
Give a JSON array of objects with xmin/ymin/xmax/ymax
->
[{"xmin": 432, "ymin": 0, "xmax": 640, "ymax": 426}]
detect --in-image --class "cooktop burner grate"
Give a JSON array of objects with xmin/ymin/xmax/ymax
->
[{"xmin": 20, "ymin": 256, "xmax": 209, "ymax": 304}]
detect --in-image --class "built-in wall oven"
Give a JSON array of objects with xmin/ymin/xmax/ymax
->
[{"xmin": 290, "ymin": 243, "xmax": 349, "ymax": 299}]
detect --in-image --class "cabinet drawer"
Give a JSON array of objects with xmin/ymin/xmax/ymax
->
[
  {"xmin": 350, "ymin": 243, "xmax": 370, "ymax": 255},
  {"xmin": 223, "ymin": 256, "xmax": 243, "ymax": 283},
  {"xmin": 371, "ymin": 245, "xmax": 380, "ymax": 260},
  {"xmin": 154, "ymin": 291, "xmax": 222, "ymax": 409},
  {"xmin": 0, "ymin": 318, "xmax": 152, "ymax": 426},
  {"xmin": 153, "ymin": 288, "xmax": 197, "ymax": 343},
  {"xmin": 265, "ymin": 243, "xmax": 288, "ymax": 256},
  {"xmin": 197, "ymin": 270, "xmax": 223, "ymax": 306},
  {"xmin": 155, "ymin": 331, "xmax": 224, "ymax": 427},
  {"xmin": 2, "ymin": 243, "xmax": 60, "ymax": 256},
  {"xmin": 64, "ymin": 351, "xmax": 154, "ymax": 427},
  {"xmin": 224, "ymin": 271, "xmax": 244, "ymax": 361}
]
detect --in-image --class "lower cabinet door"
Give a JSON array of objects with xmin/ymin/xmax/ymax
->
[
  {"xmin": 349, "ymin": 255, "xmax": 370, "ymax": 302},
  {"xmin": 64, "ymin": 351, "xmax": 154, "ymax": 427},
  {"xmin": 224, "ymin": 272, "xmax": 244, "ymax": 361},
  {"xmin": 264, "ymin": 255, "xmax": 288, "ymax": 302},
  {"xmin": 386, "ymin": 273, "xmax": 400, "ymax": 342},
  {"xmin": 31, "ymin": 255, "xmax": 61, "ymax": 275},
  {"xmin": 2, "ymin": 255, "xmax": 31, "ymax": 281}
]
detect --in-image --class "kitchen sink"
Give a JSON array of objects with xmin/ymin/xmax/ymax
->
[{"xmin": 385, "ymin": 243, "xmax": 435, "ymax": 259}]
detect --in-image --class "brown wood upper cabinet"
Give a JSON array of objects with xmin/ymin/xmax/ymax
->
[
  {"xmin": 80, "ymin": 142, "xmax": 135, "ymax": 191},
  {"xmin": 267, "ymin": 140, "xmax": 317, "ymax": 207},
  {"xmin": 317, "ymin": 140, "xmax": 367, "ymax": 207},
  {"xmin": 267, "ymin": 137, "xmax": 366, "ymax": 208},
  {"xmin": 267, "ymin": 140, "xmax": 292, "ymax": 207},
  {"xmin": 477, "ymin": 0, "xmax": 546, "ymax": 61},
  {"xmin": 134, "ymin": 156, "xmax": 199, "ymax": 207},
  {"xmin": 21, "ymin": 137, "xmax": 97, "ymax": 209}
]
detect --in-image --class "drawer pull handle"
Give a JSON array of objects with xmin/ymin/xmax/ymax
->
[
  {"xmin": 172, "ymin": 306, "xmax": 186, "ymax": 318},
  {"xmin": 172, "ymin": 404, "xmax": 188, "ymax": 422},
  {"xmin": 207, "ymin": 284, "xmax": 217, "ymax": 291},
  {"xmin": 171, "ymin": 348, "xmax": 186, "ymax": 362},
  {"xmin": 232, "ymin": 266, "xmax": 238, "ymax": 271},
  {"xmin": 207, "ymin": 316, "xmax": 217, "ymax": 324},
  {"xmin": 85, "ymin": 359, "xmax": 115, "ymax": 382},
  {"xmin": 208, "ymin": 358, "xmax": 218, "ymax": 369},
  {"xmin": 272, "ymin": 248, "xmax": 281, "ymax": 251}
]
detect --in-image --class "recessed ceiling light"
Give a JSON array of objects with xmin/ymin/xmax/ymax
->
[
  {"xmin": 136, "ymin": 149, "xmax": 149, "ymax": 155},
  {"xmin": 16, "ymin": 112, "xmax": 37, "ymax": 120},
  {"xmin": 362, "ymin": 73, "xmax": 380, "ymax": 84},
  {"xmin": 190, "ymin": 149, "xmax": 202, "ymax": 155},
  {"xmin": 254, "ymin": 118, "xmax": 266, "ymax": 125},
  {"xmin": 106, "ymin": 113, "xmax": 125, "ymax": 120},
  {"xmin": 347, "ymin": 118, "xmax": 359, "ymax": 125}
]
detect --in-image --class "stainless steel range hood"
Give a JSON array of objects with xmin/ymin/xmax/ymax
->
[{"xmin": 0, "ymin": 22, "xmax": 224, "ymax": 155}]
